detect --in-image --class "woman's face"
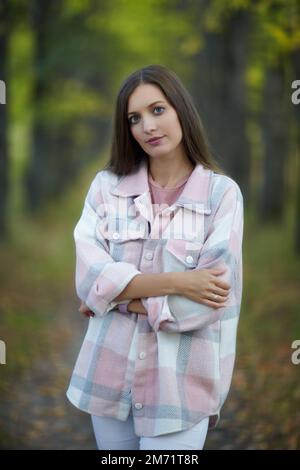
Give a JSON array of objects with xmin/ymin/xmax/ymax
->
[{"xmin": 127, "ymin": 83, "xmax": 183, "ymax": 159}]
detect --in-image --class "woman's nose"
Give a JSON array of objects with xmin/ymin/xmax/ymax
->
[{"xmin": 142, "ymin": 117, "xmax": 158, "ymax": 133}]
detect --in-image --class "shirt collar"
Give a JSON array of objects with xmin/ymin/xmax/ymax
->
[{"xmin": 110, "ymin": 159, "xmax": 213, "ymax": 214}]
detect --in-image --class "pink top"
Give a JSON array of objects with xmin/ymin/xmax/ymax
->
[
  {"xmin": 148, "ymin": 170, "xmax": 192, "ymax": 216},
  {"xmin": 148, "ymin": 170, "xmax": 193, "ymax": 238}
]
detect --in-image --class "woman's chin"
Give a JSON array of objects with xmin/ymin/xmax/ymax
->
[{"xmin": 147, "ymin": 148, "xmax": 172, "ymax": 159}]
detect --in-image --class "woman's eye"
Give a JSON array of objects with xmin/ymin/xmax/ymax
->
[
  {"xmin": 129, "ymin": 106, "xmax": 165, "ymax": 125},
  {"xmin": 153, "ymin": 106, "xmax": 165, "ymax": 114},
  {"xmin": 129, "ymin": 115, "xmax": 138, "ymax": 125}
]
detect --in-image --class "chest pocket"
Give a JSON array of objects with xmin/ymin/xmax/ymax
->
[
  {"xmin": 164, "ymin": 238, "xmax": 204, "ymax": 271},
  {"xmin": 163, "ymin": 203, "xmax": 209, "ymax": 271},
  {"xmin": 96, "ymin": 216, "xmax": 148, "ymax": 263},
  {"xmin": 96, "ymin": 217, "xmax": 147, "ymax": 241}
]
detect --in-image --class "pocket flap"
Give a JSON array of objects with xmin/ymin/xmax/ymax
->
[
  {"xmin": 96, "ymin": 217, "xmax": 148, "ymax": 242},
  {"xmin": 166, "ymin": 239, "xmax": 203, "ymax": 268}
]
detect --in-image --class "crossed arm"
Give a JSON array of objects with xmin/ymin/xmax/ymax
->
[
  {"xmin": 75, "ymin": 173, "xmax": 242, "ymax": 329},
  {"xmin": 79, "ymin": 268, "xmax": 230, "ymax": 317}
]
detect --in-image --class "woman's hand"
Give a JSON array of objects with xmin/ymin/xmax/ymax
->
[
  {"xmin": 78, "ymin": 300, "xmax": 148, "ymax": 317},
  {"xmin": 174, "ymin": 267, "xmax": 231, "ymax": 308},
  {"xmin": 127, "ymin": 299, "xmax": 148, "ymax": 315},
  {"xmin": 78, "ymin": 301, "xmax": 95, "ymax": 317}
]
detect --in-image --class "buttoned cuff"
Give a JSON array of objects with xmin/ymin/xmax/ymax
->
[
  {"xmin": 141, "ymin": 296, "xmax": 175, "ymax": 332},
  {"xmin": 86, "ymin": 262, "xmax": 141, "ymax": 317}
]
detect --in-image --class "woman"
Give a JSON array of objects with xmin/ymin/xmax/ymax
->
[{"xmin": 66, "ymin": 64, "xmax": 244, "ymax": 450}]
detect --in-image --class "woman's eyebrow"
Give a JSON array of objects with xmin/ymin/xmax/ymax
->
[{"xmin": 127, "ymin": 100, "xmax": 165, "ymax": 116}]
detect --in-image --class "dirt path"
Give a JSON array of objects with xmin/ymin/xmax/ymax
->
[
  {"xmin": 0, "ymin": 298, "xmax": 247, "ymax": 450},
  {"xmin": 0, "ymin": 298, "xmax": 96, "ymax": 450}
]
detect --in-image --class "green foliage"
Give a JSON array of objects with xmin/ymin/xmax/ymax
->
[{"xmin": 36, "ymin": 79, "xmax": 111, "ymax": 128}]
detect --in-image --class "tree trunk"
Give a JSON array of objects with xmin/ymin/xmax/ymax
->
[
  {"xmin": 24, "ymin": 1, "xmax": 110, "ymax": 212},
  {"xmin": 259, "ymin": 60, "xmax": 289, "ymax": 221},
  {"xmin": 24, "ymin": 0, "xmax": 53, "ymax": 212},
  {"xmin": 192, "ymin": 7, "xmax": 251, "ymax": 201}
]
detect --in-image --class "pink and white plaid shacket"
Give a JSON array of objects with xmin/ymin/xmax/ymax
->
[{"xmin": 66, "ymin": 159, "xmax": 244, "ymax": 437}]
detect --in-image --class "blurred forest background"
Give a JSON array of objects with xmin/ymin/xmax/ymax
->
[{"xmin": 0, "ymin": 0, "xmax": 300, "ymax": 450}]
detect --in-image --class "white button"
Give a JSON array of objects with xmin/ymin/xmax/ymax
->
[
  {"xmin": 186, "ymin": 255, "xmax": 194, "ymax": 264},
  {"xmin": 139, "ymin": 352, "xmax": 146, "ymax": 360},
  {"xmin": 112, "ymin": 232, "xmax": 120, "ymax": 240},
  {"xmin": 145, "ymin": 252, "xmax": 153, "ymax": 260},
  {"xmin": 134, "ymin": 403, "xmax": 143, "ymax": 410}
]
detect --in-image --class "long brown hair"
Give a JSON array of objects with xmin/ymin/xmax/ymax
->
[{"xmin": 104, "ymin": 64, "xmax": 225, "ymax": 176}]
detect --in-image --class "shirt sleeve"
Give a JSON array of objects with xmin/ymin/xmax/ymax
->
[
  {"xmin": 73, "ymin": 173, "xmax": 141, "ymax": 317},
  {"xmin": 142, "ymin": 180, "xmax": 244, "ymax": 333}
]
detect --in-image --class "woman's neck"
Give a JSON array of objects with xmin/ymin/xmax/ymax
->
[{"xmin": 148, "ymin": 157, "xmax": 194, "ymax": 189}]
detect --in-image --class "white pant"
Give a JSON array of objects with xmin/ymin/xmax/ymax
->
[{"xmin": 91, "ymin": 409, "xmax": 209, "ymax": 450}]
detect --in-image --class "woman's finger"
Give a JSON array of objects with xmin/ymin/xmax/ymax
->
[
  {"xmin": 79, "ymin": 302, "xmax": 94, "ymax": 317},
  {"xmin": 214, "ymin": 279, "xmax": 231, "ymax": 290},
  {"xmin": 209, "ymin": 267, "xmax": 226, "ymax": 275},
  {"xmin": 210, "ymin": 286, "xmax": 230, "ymax": 297},
  {"xmin": 203, "ymin": 298, "xmax": 227, "ymax": 308},
  {"xmin": 82, "ymin": 310, "xmax": 95, "ymax": 317},
  {"xmin": 79, "ymin": 301, "xmax": 88, "ymax": 312},
  {"xmin": 208, "ymin": 293, "xmax": 228, "ymax": 303}
]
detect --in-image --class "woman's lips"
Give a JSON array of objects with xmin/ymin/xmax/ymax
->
[{"xmin": 147, "ymin": 136, "xmax": 164, "ymax": 145}]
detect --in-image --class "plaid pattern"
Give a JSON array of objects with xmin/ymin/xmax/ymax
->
[{"xmin": 66, "ymin": 160, "xmax": 244, "ymax": 437}]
